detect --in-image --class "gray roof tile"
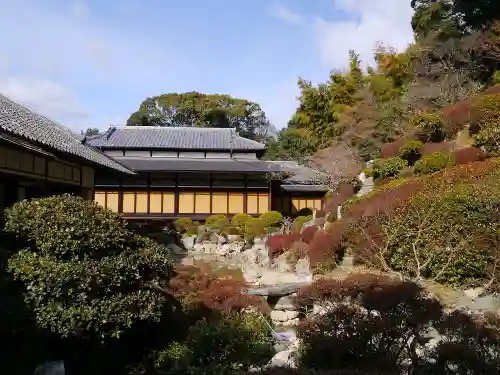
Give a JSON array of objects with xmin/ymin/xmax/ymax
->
[
  {"xmin": 0, "ymin": 94, "xmax": 134, "ymax": 174},
  {"xmin": 86, "ymin": 126, "xmax": 266, "ymax": 151},
  {"xmin": 112, "ymin": 157, "xmax": 284, "ymax": 173}
]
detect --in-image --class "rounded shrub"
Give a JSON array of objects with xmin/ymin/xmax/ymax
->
[
  {"xmin": 493, "ymin": 71, "xmax": 500, "ymax": 84},
  {"xmin": 292, "ymin": 215, "xmax": 313, "ymax": 233},
  {"xmin": 453, "ymin": 147, "xmax": 486, "ymax": 165},
  {"xmin": 231, "ymin": 213, "xmax": 251, "ymax": 228},
  {"xmin": 4, "ymin": 194, "xmax": 173, "ymax": 340},
  {"xmin": 301, "ymin": 226, "xmax": 319, "ymax": 244},
  {"xmin": 383, "ymin": 185, "xmax": 500, "ymax": 289},
  {"xmin": 266, "ymin": 233, "xmax": 301, "ymax": 259},
  {"xmin": 398, "ymin": 140, "xmax": 424, "ymax": 164},
  {"xmin": 413, "ymin": 151, "xmax": 454, "ymax": 175},
  {"xmin": 175, "ymin": 217, "xmax": 193, "ymax": 233},
  {"xmin": 371, "ymin": 156, "xmax": 408, "ymax": 180},
  {"xmin": 259, "ymin": 211, "xmax": 283, "ymax": 228},
  {"xmin": 205, "ymin": 214, "xmax": 228, "ymax": 227},
  {"xmin": 411, "ymin": 111, "xmax": 445, "ymax": 142},
  {"xmin": 244, "ymin": 217, "xmax": 266, "ymax": 239}
]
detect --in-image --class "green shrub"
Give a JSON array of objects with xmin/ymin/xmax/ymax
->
[
  {"xmin": 205, "ymin": 214, "xmax": 228, "ymax": 227},
  {"xmin": 493, "ymin": 71, "xmax": 500, "ymax": 84},
  {"xmin": 4, "ymin": 194, "xmax": 173, "ymax": 339},
  {"xmin": 324, "ymin": 190, "xmax": 333, "ymax": 199},
  {"xmin": 471, "ymin": 94, "xmax": 500, "ymax": 153},
  {"xmin": 292, "ymin": 215, "xmax": 313, "ymax": 233},
  {"xmin": 412, "ymin": 111, "xmax": 445, "ymax": 142},
  {"xmin": 383, "ymin": 185, "xmax": 500, "ymax": 289},
  {"xmin": 231, "ymin": 213, "xmax": 251, "ymax": 228},
  {"xmin": 175, "ymin": 217, "xmax": 193, "ymax": 233},
  {"xmin": 398, "ymin": 140, "xmax": 424, "ymax": 164},
  {"xmin": 372, "ymin": 157, "xmax": 408, "ymax": 180},
  {"xmin": 362, "ymin": 167, "xmax": 373, "ymax": 177},
  {"xmin": 154, "ymin": 313, "xmax": 274, "ymax": 374},
  {"xmin": 413, "ymin": 151, "xmax": 454, "ymax": 175},
  {"xmin": 244, "ymin": 218, "xmax": 266, "ymax": 239},
  {"xmin": 184, "ymin": 221, "xmax": 200, "ymax": 236},
  {"xmin": 259, "ymin": 211, "xmax": 283, "ymax": 228}
]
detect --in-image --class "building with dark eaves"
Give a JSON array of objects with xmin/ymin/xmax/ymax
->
[
  {"xmin": 0, "ymin": 94, "xmax": 134, "ymax": 226},
  {"xmin": 85, "ymin": 126, "xmax": 328, "ymax": 220}
]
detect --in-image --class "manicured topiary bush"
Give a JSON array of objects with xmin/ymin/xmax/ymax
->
[
  {"xmin": 292, "ymin": 215, "xmax": 313, "ymax": 233},
  {"xmin": 397, "ymin": 140, "xmax": 423, "ymax": 165},
  {"xmin": 259, "ymin": 211, "xmax": 283, "ymax": 228},
  {"xmin": 205, "ymin": 214, "xmax": 229, "ymax": 228},
  {"xmin": 307, "ymin": 222, "xmax": 347, "ymax": 268},
  {"xmin": 231, "ymin": 213, "xmax": 251, "ymax": 229},
  {"xmin": 371, "ymin": 157, "xmax": 408, "ymax": 180},
  {"xmin": 244, "ymin": 217, "xmax": 266, "ymax": 239},
  {"xmin": 412, "ymin": 111, "xmax": 445, "ymax": 142},
  {"xmin": 470, "ymin": 94, "xmax": 500, "ymax": 153},
  {"xmin": 413, "ymin": 151, "xmax": 454, "ymax": 175},
  {"xmin": 154, "ymin": 313, "xmax": 274, "ymax": 375},
  {"xmin": 381, "ymin": 185, "xmax": 500, "ymax": 289},
  {"xmin": 4, "ymin": 194, "xmax": 173, "ymax": 340}
]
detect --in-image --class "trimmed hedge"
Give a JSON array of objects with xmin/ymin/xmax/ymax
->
[
  {"xmin": 413, "ymin": 151, "xmax": 454, "ymax": 175},
  {"xmin": 371, "ymin": 157, "xmax": 408, "ymax": 180},
  {"xmin": 412, "ymin": 111, "xmax": 445, "ymax": 142},
  {"xmin": 259, "ymin": 211, "xmax": 283, "ymax": 228}
]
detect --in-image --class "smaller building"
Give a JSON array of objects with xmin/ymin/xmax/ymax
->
[
  {"xmin": 0, "ymin": 93, "xmax": 135, "ymax": 226},
  {"xmin": 85, "ymin": 126, "xmax": 328, "ymax": 220}
]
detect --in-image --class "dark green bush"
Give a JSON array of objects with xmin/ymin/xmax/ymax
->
[
  {"xmin": 154, "ymin": 313, "xmax": 274, "ymax": 375},
  {"xmin": 384, "ymin": 185, "xmax": 500, "ymax": 289},
  {"xmin": 231, "ymin": 213, "xmax": 251, "ymax": 229},
  {"xmin": 259, "ymin": 211, "xmax": 284, "ymax": 228},
  {"xmin": 397, "ymin": 140, "xmax": 424, "ymax": 164},
  {"xmin": 371, "ymin": 157, "xmax": 408, "ymax": 180},
  {"xmin": 292, "ymin": 215, "xmax": 313, "ymax": 233},
  {"xmin": 5, "ymin": 194, "xmax": 173, "ymax": 340},
  {"xmin": 413, "ymin": 151, "xmax": 454, "ymax": 175},
  {"xmin": 205, "ymin": 214, "xmax": 228, "ymax": 228},
  {"xmin": 244, "ymin": 218, "xmax": 266, "ymax": 239},
  {"xmin": 412, "ymin": 111, "xmax": 445, "ymax": 142}
]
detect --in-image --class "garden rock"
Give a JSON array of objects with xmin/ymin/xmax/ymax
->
[
  {"xmin": 274, "ymin": 296, "xmax": 295, "ymax": 310},
  {"xmin": 295, "ymin": 257, "xmax": 312, "ymax": 281},
  {"xmin": 181, "ymin": 235, "xmax": 197, "ymax": 250},
  {"xmin": 34, "ymin": 361, "xmax": 65, "ymax": 375},
  {"xmin": 275, "ymin": 253, "xmax": 292, "ymax": 272}
]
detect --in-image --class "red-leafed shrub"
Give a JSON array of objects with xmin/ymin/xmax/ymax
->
[
  {"xmin": 343, "ymin": 179, "xmax": 425, "ymax": 219},
  {"xmin": 443, "ymin": 85, "xmax": 500, "ymax": 138},
  {"xmin": 301, "ymin": 226, "xmax": 319, "ymax": 244},
  {"xmin": 266, "ymin": 233, "xmax": 300, "ymax": 259},
  {"xmin": 307, "ymin": 222, "xmax": 347, "ymax": 267},
  {"xmin": 379, "ymin": 139, "xmax": 406, "ymax": 158},
  {"xmin": 323, "ymin": 184, "xmax": 355, "ymax": 212},
  {"xmin": 453, "ymin": 147, "xmax": 486, "ymax": 165},
  {"xmin": 420, "ymin": 141, "xmax": 452, "ymax": 155},
  {"xmin": 168, "ymin": 265, "xmax": 266, "ymax": 313}
]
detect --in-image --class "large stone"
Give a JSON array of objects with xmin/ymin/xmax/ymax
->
[
  {"xmin": 193, "ymin": 243, "xmax": 204, "ymax": 252},
  {"xmin": 464, "ymin": 287, "xmax": 485, "ymax": 300},
  {"xmin": 201, "ymin": 242, "xmax": 218, "ymax": 253},
  {"xmin": 295, "ymin": 257, "xmax": 311, "ymax": 281},
  {"xmin": 271, "ymin": 310, "xmax": 299, "ymax": 323},
  {"xmin": 282, "ymin": 318, "xmax": 299, "ymax": 327},
  {"xmin": 267, "ymin": 350, "xmax": 296, "ymax": 368},
  {"xmin": 181, "ymin": 235, "xmax": 197, "ymax": 250},
  {"xmin": 34, "ymin": 361, "xmax": 65, "ymax": 375},
  {"xmin": 246, "ymin": 282, "xmax": 311, "ymax": 296},
  {"xmin": 274, "ymin": 296, "xmax": 296, "ymax": 310}
]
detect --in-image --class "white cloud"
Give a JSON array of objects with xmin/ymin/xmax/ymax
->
[
  {"xmin": 0, "ymin": 76, "xmax": 88, "ymax": 121},
  {"xmin": 269, "ymin": 4, "xmax": 303, "ymax": 25},
  {"xmin": 313, "ymin": 0, "xmax": 415, "ymax": 70}
]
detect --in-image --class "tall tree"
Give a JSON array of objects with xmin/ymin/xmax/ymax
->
[
  {"xmin": 81, "ymin": 127, "xmax": 100, "ymax": 136},
  {"xmin": 126, "ymin": 92, "xmax": 274, "ymax": 140}
]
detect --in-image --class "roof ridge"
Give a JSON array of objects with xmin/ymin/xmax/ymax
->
[
  {"xmin": 120, "ymin": 126, "xmax": 237, "ymax": 131},
  {"xmin": 0, "ymin": 93, "xmax": 78, "ymax": 138}
]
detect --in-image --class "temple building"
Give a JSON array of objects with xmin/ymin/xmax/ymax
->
[
  {"xmin": 0, "ymin": 94, "xmax": 135, "ymax": 225},
  {"xmin": 85, "ymin": 126, "xmax": 328, "ymax": 221}
]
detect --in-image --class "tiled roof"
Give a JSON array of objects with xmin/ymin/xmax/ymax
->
[
  {"xmin": 112, "ymin": 157, "xmax": 284, "ymax": 173},
  {"xmin": 0, "ymin": 94, "xmax": 134, "ymax": 174},
  {"xmin": 268, "ymin": 160, "xmax": 327, "ymax": 184},
  {"xmin": 86, "ymin": 126, "xmax": 267, "ymax": 151}
]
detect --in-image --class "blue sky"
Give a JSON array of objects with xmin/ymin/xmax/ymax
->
[{"xmin": 0, "ymin": 0, "xmax": 414, "ymax": 132}]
